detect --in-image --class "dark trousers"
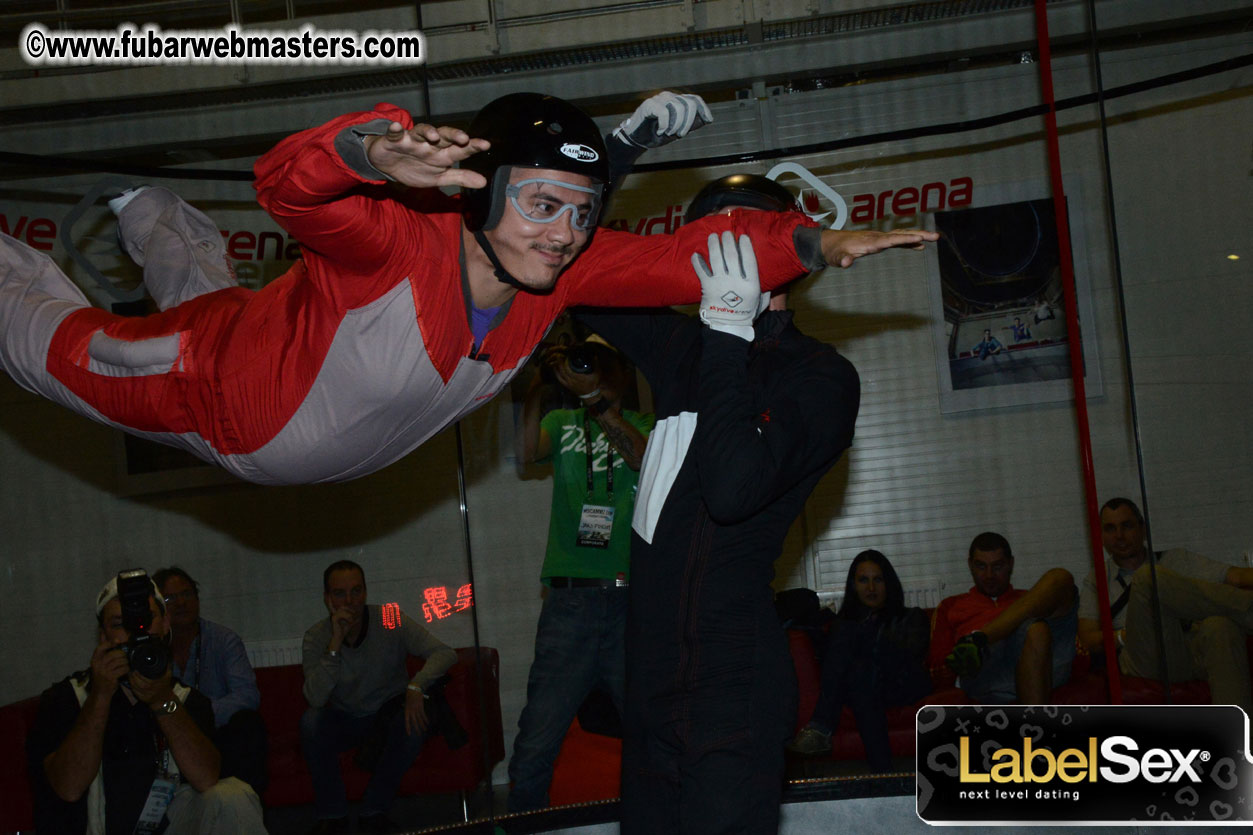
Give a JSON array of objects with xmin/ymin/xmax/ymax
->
[
  {"xmin": 808, "ymin": 620, "xmax": 929, "ymax": 772},
  {"xmin": 299, "ymin": 703, "xmax": 427, "ymax": 820},
  {"xmin": 507, "ymin": 587, "xmax": 628, "ymax": 812},
  {"xmin": 218, "ymin": 708, "xmax": 269, "ymax": 795},
  {"xmin": 622, "ymin": 591, "xmax": 794, "ymax": 834}
]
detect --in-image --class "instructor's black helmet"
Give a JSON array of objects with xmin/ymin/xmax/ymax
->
[
  {"xmin": 462, "ymin": 93, "xmax": 610, "ymax": 232},
  {"xmin": 685, "ymin": 173, "xmax": 799, "ymax": 222}
]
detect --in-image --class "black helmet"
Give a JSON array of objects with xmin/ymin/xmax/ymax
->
[
  {"xmin": 462, "ymin": 93, "xmax": 609, "ymax": 231},
  {"xmin": 685, "ymin": 173, "xmax": 798, "ymax": 222}
]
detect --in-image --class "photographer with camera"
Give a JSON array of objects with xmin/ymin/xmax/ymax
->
[
  {"xmin": 507, "ymin": 335, "xmax": 652, "ymax": 812},
  {"xmin": 26, "ymin": 570, "xmax": 266, "ymax": 834}
]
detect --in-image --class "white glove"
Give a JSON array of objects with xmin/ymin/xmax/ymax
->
[
  {"xmin": 612, "ymin": 92, "xmax": 713, "ymax": 150},
  {"xmin": 694, "ymin": 231, "xmax": 763, "ymax": 343}
]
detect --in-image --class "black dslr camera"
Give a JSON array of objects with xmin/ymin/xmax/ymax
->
[
  {"xmin": 116, "ymin": 568, "xmax": 170, "ymax": 680},
  {"xmin": 565, "ymin": 343, "xmax": 597, "ymax": 375},
  {"xmin": 539, "ymin": 341, "xmax": 599, "ymax": 384}
]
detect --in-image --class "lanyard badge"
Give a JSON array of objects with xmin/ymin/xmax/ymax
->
[
  {"xmin": 576, "ymin": 413, "xmax": 614, "ymax": 549},
  {"xmin": 133, "ymin": 749, "xmax": 175, "ymax": 833}
]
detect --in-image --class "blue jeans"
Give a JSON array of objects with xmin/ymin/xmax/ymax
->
[
  {"xmin": 961, "ymin": 599, "xmax": 1078, "ymax": 703},
  {"xmin": 507, "ymin": 586, "xmax": 628, "ymax": 812},
  {"xmin": 299, "ymin": 702, "xmax": 426, "ymax": 819}
]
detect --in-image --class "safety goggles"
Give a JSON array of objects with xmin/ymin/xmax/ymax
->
[{"xmin": 505, "ymin": 178, "xmax": 602, "ymax": 231}]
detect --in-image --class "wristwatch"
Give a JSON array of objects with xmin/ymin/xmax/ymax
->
[{"xmin": 156, "ymin": 697, "xmax": 180, "ymax": 715}]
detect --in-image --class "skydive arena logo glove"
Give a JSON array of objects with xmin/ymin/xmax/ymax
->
[{"xmin": 695, "ymin": 231, "xmax": 760, "ymax": 343}]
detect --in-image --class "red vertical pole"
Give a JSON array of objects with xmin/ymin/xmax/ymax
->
[{"xmin": 1033, "ymin": 0, "xmax": 1122, "ymax": 703}]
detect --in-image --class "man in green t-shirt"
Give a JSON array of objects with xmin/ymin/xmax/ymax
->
[{"xmin": 509, "ymin": 337, "xmax": 654, "ymax": 812}]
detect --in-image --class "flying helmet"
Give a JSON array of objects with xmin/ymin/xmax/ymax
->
[
  {"xmin": 462, "ymin": 93, "xmax": 610, "ymax": 232},
  {"xmin": 685, "ymin": 173, "xmax": 799, "ymax": 222}
]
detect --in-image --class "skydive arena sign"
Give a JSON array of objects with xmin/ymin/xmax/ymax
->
[{"xmin": 917, "ymin": 705, "xmax": 1253, "ymax": 824}]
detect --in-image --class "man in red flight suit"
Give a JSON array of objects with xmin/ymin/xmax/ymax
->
[{"xmin": 0, "ymin": 92, "xmax": 936, "ymax": 485}]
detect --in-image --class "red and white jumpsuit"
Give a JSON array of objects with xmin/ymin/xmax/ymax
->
[{"xmin": 0, "ymin": 105, "xmax": 816, "ymax": 485}]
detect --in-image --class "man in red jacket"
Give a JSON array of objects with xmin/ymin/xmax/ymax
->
[
  {"xmin": 0, "ymin": 92, "xmax": 935, "ymax": 485},
  {"xmin": 930, "ymin": 531, "xmax": 1077, "ymax": 703}
]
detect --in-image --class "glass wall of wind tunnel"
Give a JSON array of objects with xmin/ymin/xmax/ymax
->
[{"xmin": 457, "ymin": 3, "xmax": 1251, "ymax": 805}]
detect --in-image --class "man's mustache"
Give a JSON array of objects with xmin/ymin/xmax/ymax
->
[{"xmin": 530, "ymin": 242, "xmax": 572, "ymax": 255}]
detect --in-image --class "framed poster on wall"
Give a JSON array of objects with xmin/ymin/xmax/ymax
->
[{"xmin": 925, "ymin": 177, "xmax": 1103, "ymax": 414}]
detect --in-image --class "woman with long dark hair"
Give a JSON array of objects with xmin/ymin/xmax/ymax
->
[{"xmin": 786, "ymin": 550, "xmax": 931, "ymax": 771}]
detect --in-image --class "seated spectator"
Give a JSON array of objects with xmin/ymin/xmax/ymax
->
[
  {"xmin": 154, "ymin": 566, "xmax": 268, "ymax": 794},
  {"xmin": 930, "ymin": 532, "xmax": 1077, "ymax": 703},
  {"xmin": 787, "ymin": 550, "xmax": 930, "ymax": 771},
  {"xmin": 1078, "ymin": 497, "xmax": 1253, "ymax": 713},
  {"xmin": 301, "ymin": 559, "xmax": 458, "ymax": 835},
  {"xmin": 26, "ymin": 570, "xmax": 265, "ymax": 834},
  {"xmin": 972, "ymin": 329, "xmax": 1004, "ymax": 360}
]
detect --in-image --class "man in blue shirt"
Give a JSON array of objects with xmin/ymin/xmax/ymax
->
[{"xmin": 154, "ymin": 566, "xmax": 267, "ymax": 794}]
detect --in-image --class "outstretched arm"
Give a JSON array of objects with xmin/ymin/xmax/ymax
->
[
  {"xmin": 254, "ymin": 104, "xmax": 487, "ymax": 285},
  {"xmin": 565, "ymin": 213, "xmax": 938, "ymax": 309},
  {"xmin": 818, "ymin": 227, "xmax": 939, "ymax": 269},
  {"xmin": 363, "ymin": 123, "xmax": 489, "ymax": 190}
]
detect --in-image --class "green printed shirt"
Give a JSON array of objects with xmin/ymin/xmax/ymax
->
[{"xmin": 538, "ymin": 407, "xmax": 654, "ymax": 582}]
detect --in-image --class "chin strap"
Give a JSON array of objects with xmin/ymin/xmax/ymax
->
[{"xmin": 472, "ymin": 229, "xmax": 526, "ymax": 290}]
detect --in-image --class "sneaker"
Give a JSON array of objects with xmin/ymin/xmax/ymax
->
[
  {"xmin": 786, "ymin": 726, "xmax": 832, "ymax": 756},
  {"xmin": 945, "ymin": 631, "xmax": 989, "ymax": 677}
]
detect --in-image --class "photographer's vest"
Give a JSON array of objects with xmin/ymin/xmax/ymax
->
[{"xmin": 69, "ymin": 674, "xmax": 190, "ymax": 835}]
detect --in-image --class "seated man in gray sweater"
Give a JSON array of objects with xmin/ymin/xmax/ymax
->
[{"xmin": 301, "ymin": 560, "xmax": 457, "ymax": 835}]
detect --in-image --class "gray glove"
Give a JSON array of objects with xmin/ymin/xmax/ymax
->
[
  {"xmin": 694, "ymin": 231, "xmax": 763, "ymax": 343},
  {"xmin": 612, "ymin": 92, "xmax": 713, "ymax": 150}
]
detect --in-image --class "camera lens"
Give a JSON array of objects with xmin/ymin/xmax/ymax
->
[
  {"xmin": 127, "ymin": 636, "xmax": 170, "ymax": 680},
  {"xmin": 567, "ymin": 345, "xmax": 594, "ymax": 375}
]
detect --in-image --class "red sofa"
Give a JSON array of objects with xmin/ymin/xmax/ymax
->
[
  {"xmin": 789, "ymin": 626, "xmax": 1246, "ymax": 763},
  {"xmin": 0, "ymin": 646, "xmax": 504, "ymax": 834},
  {"xmin": 544, "ymin": 627, "xmax": 1249, "ymax": 803}
]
